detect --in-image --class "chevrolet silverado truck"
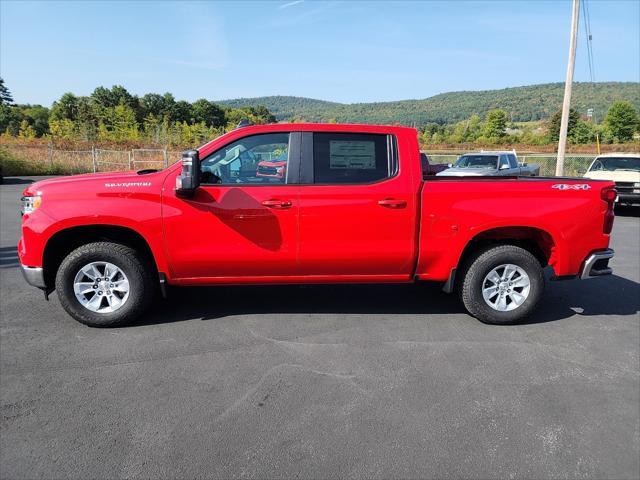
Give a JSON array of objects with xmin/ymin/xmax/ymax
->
[
  {"xmin": 437, "ymin": 151, "xmax": 540, "ymax": 177},
  {"xmin": 19, "ymin": 124, "xmax": 616, "ymax": 327}
]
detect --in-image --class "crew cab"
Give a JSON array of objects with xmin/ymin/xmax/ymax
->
[
  {"xmin": 437, "ymin": 151, "xmax": 540, "ymax": 177},
  {"xmin": 19, "ymin": 124, "xmax": 616, "ymax": 327}
]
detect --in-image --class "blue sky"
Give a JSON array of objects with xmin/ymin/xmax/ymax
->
[{"xmin": 1, "ymin": 0, "xmax": 638, "ymax": 106}]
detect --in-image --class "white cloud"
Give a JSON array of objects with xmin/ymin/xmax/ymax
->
[{"xmin": 278, "ymin": 0, "xmax": 304, "ymax": 10}]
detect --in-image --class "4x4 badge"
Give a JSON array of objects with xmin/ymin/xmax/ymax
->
[{"xmin": 552, "ymin": 184, "xmax": 591, "ymax": 190}]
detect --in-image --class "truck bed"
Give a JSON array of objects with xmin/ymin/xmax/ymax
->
[{"xmin": 416, "ymin": 175, "xmax": 612, "ymax": 281}]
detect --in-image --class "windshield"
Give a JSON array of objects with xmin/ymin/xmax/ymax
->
[
  {"xmin": 590, "ymin": 157, "xmax": 640, "ymax": 172},
  {"xmin": 455, "ymin": 155, "xmax": 498, "ymax": 168}
]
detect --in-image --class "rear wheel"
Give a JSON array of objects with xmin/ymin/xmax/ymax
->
[
  {"xmin": 55, "ymin": 242, "xmax": 155, "ymax": 327},
  {"xmin": 460, "ymin": 245, "xmax": 544, "ymax": 324}
]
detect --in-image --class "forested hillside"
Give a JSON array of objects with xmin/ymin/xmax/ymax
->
[
  {"xmin": 1, "ymin": 78, "xmax": 638, "ymax": 147},
  {"xmin": 219, "ymin": 82, "xmax": 640, "ymax": 125}
]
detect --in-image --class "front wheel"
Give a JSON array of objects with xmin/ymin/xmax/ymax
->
[
  {"xmin": 55, "ymin": 242, "xmax": 155, "ymax": 327},
  {"xmin": 460, "ymin": 245, "xmax": 544, "ymax": 324}
]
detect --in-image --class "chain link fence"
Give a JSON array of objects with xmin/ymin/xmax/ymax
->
[
  {"xmin": 2, "ymin": 143, "xmax": 599, "ymax": 178},
  {"xmin": 1, "ymin": 144, "xmax": 182, "ymax": 174}
]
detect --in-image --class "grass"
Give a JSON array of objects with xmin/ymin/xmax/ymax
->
[
  {"xmin": 0, "ymin": 145, "xmax": 181, "ymax": 177},
  {"xmin": 0, "ymin": 147, "xmax": 68, "ymax": 176},
  {"xmin": 0, "ymin": 143, "xmax": 604, "ymax": 178}
]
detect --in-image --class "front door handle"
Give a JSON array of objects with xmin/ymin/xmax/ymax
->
[
  {"xmin": 261, "ymin": 199, "xmax": 292, "ymax": 209},
  {"xmin": 378, "ymin": 198, "xmax": 407, "ymax": 209}
]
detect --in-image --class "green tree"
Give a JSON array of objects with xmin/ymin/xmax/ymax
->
[
  {"xmin": 192, "ymin": 99, "xmax": 225, "ymax": 127},
  {"xmin": 75, "ymin": 97, "xmax": 100, "ymax": 140},
  {"xmin": 22, "ymin": 105, "xmax": 50, "ymax": 137},
  {"xmin": 569, "ymin": 119, "xmax": 596, "ymax": 144},
  {"xmin": 141, "ymin": 93, "xmax": 168, "ymax": 118},
  {"xmin": 0, "ymin": 104, "xmax": 22, "ymax": 134},
  {"xmin": 170, "ymin": 100, "xmax": 193, "ymax": 124},
  {"xmin": 0, "ymin": 77, "xmax": 13, "ymax": 105},
  {"xmin": 50, "ymin": 93, "xmax": 80, "ymax": 121},
  {"xmin": 604, "ymin": 101, "xmax": 639, "ymax": 142},
  {"xmin": 483, "ymin": 109, "xmax": 508, "ymax": 139},
  {"xmin": 91, "ymin": 85, "xmax": 137, "ymax": 110},
  {"xmin": 548, "ymin": 107, "xmax": 580, "ymax": 142},
  {"xmin": 251, "ymin": 105, "xmax": 276, "ymax": 123},
  {"xmin": 101, "ymin": 104, "xmax": 139, "ymax": 141},
  {"xmin": 18, "ymin": 119, "xmax": 36, "ymax": 139},
  {"xmin": 91, "ymin": 85, "xmax": 142, "ymax": 123}
]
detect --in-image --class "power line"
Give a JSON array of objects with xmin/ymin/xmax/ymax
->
[
  {"xmin": 582, "ymin": 0, "xmax": 601, "ymax": 153},
  {"xmin": 582, "ymin": 0, "xmax": 596, "ymax": 84}
]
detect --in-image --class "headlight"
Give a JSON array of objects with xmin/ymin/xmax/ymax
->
[{"xmin": 21, "ymin": 195, "xmax": 42, "ymax": 215}]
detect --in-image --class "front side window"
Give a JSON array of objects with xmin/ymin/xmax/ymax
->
[
  {"xmin": 499, "ymin": 155, "xmax": 510, "ymax": 169},
  {"xmin": 313, "ymin": 133, "xmax": 393, "ymax": 184},
  {"xmin": 200, "ymin": 133, "xmax": 290, "ymax": 184},
  {"xmin": 508, "ymin": 154, "xmax": 518, "ymax": 169}
]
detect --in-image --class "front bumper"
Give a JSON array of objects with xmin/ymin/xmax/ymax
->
[
  {"xmin": 21, "ymin": 265, "xmax": 46, "ymax": 289},
  {"xmin": 616, "ymin": 193, "xmax": 640, "ymax": 205},
  {"xmin": 579, "ymin": 249, "xmax": 614, "ymax": 279}
]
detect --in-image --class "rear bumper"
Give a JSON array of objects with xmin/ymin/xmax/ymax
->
[
  {"xmin": 21, "ymin": 265, "xmax": 46, "ymax": 289},
  {"xmin": 579, "ymin": 249, "xmax": 614, "ymax": 279}
]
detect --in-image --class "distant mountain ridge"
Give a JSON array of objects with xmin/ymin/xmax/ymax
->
[{"xmin": 218, "ymin": 82, "xmax": 640, "ymax": 126}]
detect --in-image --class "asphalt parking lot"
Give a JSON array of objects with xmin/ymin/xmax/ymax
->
[{"xmin": 1, "ymin": 176, "xmax": 639, "ymax": 480}]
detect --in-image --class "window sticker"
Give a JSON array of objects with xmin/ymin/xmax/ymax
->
[{"xmin": 329, "ymin": 141, "xmax": 376, "ymax": 170}]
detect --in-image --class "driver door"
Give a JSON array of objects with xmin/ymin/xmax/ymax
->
[{"xmin": 162, "ymin": 132, "xmax": 301, "ymax": 281}]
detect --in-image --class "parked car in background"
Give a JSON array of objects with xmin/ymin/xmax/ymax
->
[
  {"xmin": 583, "ymin": 153, "xmax": 640, "ymax": 206},
  {"xmin": 420, "ymin": 153, "xmax": 449, "ymax": 176},
  {"xmin": 436, "ymin": 151, "xmax": 540, "ymax": 177},
  {"xmin": 256, "ymin": 151, "xmax": 288, "ymax": 180}
]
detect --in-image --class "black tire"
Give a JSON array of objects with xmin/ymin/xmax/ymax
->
[
  {"xmin": 460, "ymin": 245, "xmax": 544, "ymax": 325},
  {"xmin": 55, "ymin": 242, "xmax": 155, "ymax": 327}
]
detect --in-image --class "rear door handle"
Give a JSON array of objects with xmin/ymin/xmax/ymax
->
[
  {"xmin": 261, "ymin": 199, "xmax": 292, "ymax": 209},
  {"xmin": 378, "ymin": 198, "xmax": 407, "ymax": 209}
]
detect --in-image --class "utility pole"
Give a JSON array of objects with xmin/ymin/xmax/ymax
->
[{"xmin": 556, "ymin": 0, "xmax": 580, "ymax": 177}]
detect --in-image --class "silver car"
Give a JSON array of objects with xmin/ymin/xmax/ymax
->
[{"xmin": 436, "ymin": 151, "xmax": 540, "ymax": 177}]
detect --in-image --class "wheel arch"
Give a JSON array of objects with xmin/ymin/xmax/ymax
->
[
  {"xmin": 447, "ymin": 226, "xmax": 558, "ymax": 292},
  {"xmin": 42, "ymin": 224, "xmax": 159, "ymax": 288}
]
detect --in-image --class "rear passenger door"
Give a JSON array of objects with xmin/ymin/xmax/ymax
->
[{"xmin": 296, "ymin": 132, "xmax": 417, "ymax": 279}]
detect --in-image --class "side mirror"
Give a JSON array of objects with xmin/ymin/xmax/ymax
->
[
  {"xmin": 175, "ymin": 149, "xmax": 200, "ymax": 197},
  {"xmin": 499, "ymin": 164, "xmax": 510, "ymax": 170},
  {"xmin": 447, "ymin": 163, "xmax": 453, "ymax": 168}
]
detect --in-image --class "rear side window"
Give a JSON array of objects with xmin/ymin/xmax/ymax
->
[{"xmin": 313, "ymin": 133, "xmax": 394, "ymax": 184}]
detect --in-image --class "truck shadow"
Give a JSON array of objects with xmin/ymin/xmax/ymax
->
[
  {"xmin": 0, "ymin": 177, "xmax": 35, "ymax": 185},
  {"xmin": 187, "ymin": 188, "xmax": 283, "ymax": 251},
  {"xmin": 0, "ymin": 246, "xmax": 19, "ymax": 269},
  {"xmin": 136, "ymin": 274, "xmax": 639, "ymax": 326}
]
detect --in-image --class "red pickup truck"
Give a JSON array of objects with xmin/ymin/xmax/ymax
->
[{"xmin": 19, "ymin": 124, "xmax": 616, "ymax": 327}]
